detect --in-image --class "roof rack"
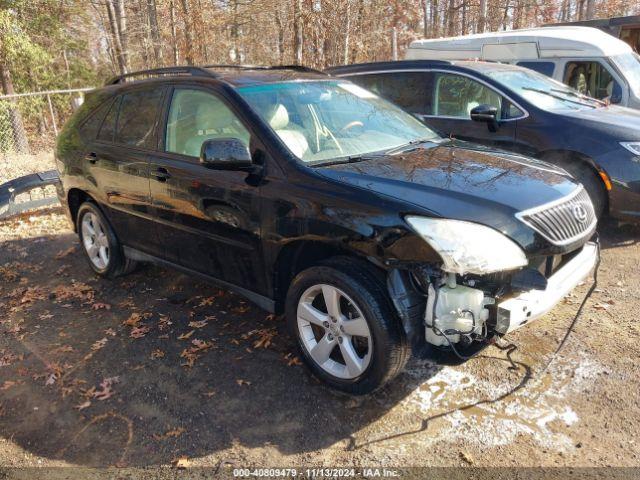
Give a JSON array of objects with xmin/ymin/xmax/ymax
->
[
  {"xmin": 105, "ymin": 64, "xmax": 326, "ymax": 85},
  {"xmin": 203, "ymin": 64, "xmax": 326, "ymax": 74},
  {"xmin": 105, "ymin": 66, "xmax": 216, "ymax": 85}
]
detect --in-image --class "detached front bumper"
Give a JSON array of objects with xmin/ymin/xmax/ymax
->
[{"xmin": 495, "ymin": 241, "xmax": 598, "ymax": 334}]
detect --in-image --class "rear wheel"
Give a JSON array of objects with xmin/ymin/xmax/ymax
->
[
  {"xmin": 286, "ymin": 258, "xmax": 409, "ymax": 395},
  {"xmin": 76, "ymin": 202, "xmax": 136, "ymax": 278}
]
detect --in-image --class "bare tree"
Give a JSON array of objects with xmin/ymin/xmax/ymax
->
[
  {"xmin": 147, "ymin": 0, "xmax": 163, "ymax": 65},
  {"xmin": 293, "ymin": 0, "xmax": 303, "ymax": 64}
]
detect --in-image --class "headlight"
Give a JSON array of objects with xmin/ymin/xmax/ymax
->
[
  {"xmin": 620, "ymin": 142, "xmax": 640, "ymax": 155},
  {"xmin": 405, "ymin": 216, "xmax": 528, "ymax": 275}
]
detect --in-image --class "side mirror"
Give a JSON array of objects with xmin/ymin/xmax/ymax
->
[
  {"xmin": 470, "ymin": 104, "xmax": 499, "ymax": 132},
  {"xmin": 200, "ymin": 138, "xmax": 253, "ymax": 171},
  {"xmin": 610, "ymin": 82, "xmax": 623, "ymax": 105}
]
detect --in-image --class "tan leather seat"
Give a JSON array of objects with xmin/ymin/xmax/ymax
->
[
  {"xmin": 184, "ymin": 101, "xmax": 248, "ymax": 157},
  {"xmin": 266, "ymin": 104, "xmax": 309, "ymax": 158}
]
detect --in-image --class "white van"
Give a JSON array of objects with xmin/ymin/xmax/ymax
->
[{"xmin": 406, "ymin": 26, "xmax": 640, "ymax": 109}]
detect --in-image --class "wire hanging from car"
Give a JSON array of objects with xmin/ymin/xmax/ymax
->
[{"xmin": 535, "ymin": 233, "xmax": 601, "ymax": 379}]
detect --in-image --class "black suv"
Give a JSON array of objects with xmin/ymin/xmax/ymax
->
[
  {"xmin": 327, "ymin": 60, "xmax": 640, "ymax": 222},
  {"xmin": 56, "ymin": 65, "xmax": 597, "ymax": 394}
]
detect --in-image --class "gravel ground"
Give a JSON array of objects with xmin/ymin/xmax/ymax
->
[{"xmin": 0, "ymin": 208, "xmax": 638, "ymax": 475}]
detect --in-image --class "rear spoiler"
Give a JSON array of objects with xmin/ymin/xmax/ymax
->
[{"xmin": 0, "ymin": 170, "xmax": 60, "ymax": 220}]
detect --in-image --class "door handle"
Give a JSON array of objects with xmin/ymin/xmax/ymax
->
[
  {"xmin": 151, "ymin": 167, "xmax": 171, "ymax": 182},
  {"xmin": 85, "ymin": 152, "xmax": 97, "ymax": 164}
]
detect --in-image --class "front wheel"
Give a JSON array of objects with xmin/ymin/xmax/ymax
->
[{"xmin": 285, "ymin": 258, "xmax": 409, "ymax": 395}]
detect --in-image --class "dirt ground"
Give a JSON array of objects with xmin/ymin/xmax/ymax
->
[{"xmin": 0, "ymin": 207, "xmax": 639, "ymax": 474}]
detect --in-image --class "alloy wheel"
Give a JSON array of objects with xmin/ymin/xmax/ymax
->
[
  {"xmin": 81, "ymin": 212, "xmax": 110, "ymax": 270},
  {"xmin": 296, "ymin": 283, "xmax": 372, "ymax": 379}
]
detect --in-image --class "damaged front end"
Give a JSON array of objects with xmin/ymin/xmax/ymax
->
[
  {"xmin": 388, "ymin": 240, "xmax": 598, "ymax": 355},
  {"xmin": 387, "ymin": 192, "xmax": 599, "ymax": 355}
]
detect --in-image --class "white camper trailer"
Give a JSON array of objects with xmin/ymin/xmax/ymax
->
[{"xmin": 406, "ymin": 27, "xmax": 640, "ymax": 109}]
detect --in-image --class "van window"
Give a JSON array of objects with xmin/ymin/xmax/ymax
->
[
  {"xmin": 563, "ymin": 61, "xmax": 620, "ymax": 102},
  {"xmin": 516, "ymin": 61, "xmax": 555, "ymax": 77},
  {"xmin": 432, "ymin": 73, "xmax": 503, "ymax": 119},
  {"xmin": 350, "ymin": 72, "xmax": 432, "ymax": 114},
  {"xmin": 165, "ymin": 89, "xmax": 250, "ymax": 158},
  {"xmin": 97, "ymin": 97, "xmax": 120, "ymax": 142},
  {"xmin": 115, "ymin": 89, "xmax": 164, "ymax": 148}
]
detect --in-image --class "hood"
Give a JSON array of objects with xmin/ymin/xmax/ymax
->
[
  {"xmin": 317, "ymin": 141, "xmax": 579, "ymax": 244},
  {"xmin": 559, "ymin": 105, "xmax": 640, "ymax": 138}
]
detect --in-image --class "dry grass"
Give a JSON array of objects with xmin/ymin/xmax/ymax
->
[{"xmin": 0, "ymin": 151, "xmax": 55, "ymax": 184}]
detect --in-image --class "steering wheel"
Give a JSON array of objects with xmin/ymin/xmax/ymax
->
[{"xmin": 340, "ymin": 121, "xmax": 364, "ymax": 134}]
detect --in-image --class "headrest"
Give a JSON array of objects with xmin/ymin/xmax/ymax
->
[{"xmin": 266, "ymin": 104, "xmax": 289, "ymax": 130}]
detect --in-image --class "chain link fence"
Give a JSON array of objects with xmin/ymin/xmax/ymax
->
[{"xmin": 0, "ymin": 88, "xmax": 93, "ymax": 184}]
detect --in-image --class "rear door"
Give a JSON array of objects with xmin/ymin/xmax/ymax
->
[
  {"xmin": 87, "ymin": 86, "xmax": 167, "ymax": 255},
  {"xmin": 147, "ymin": 85, "xmax": 267, "ymax": 294}
]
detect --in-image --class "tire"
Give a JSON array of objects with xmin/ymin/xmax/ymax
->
[
  {"xmin": 76, "ymin": 201, "xmax": 137, "ymax": 278},
  {"xmin": 285, "ymin": 257, "xmax": 409, "ymax": 395},
  {"xmin": 551, "ymin": 157, "xmax": 607, "ymax": 219}
]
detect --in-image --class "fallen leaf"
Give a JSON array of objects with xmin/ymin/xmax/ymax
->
[
  {"xmin": 253, "ymin": 328, "xmax": 277, "ymax": 349},
  {"xmin": 236, "ymin": 379, "xmax": 251, "ymax": 386},
  {"xmin": 188, "ymin": 320, "xmax": 208, "ymax": 329},
  {"xmin": 178, "ymin": 330, "xmax": 195, "ymax": 340},
  {"xmin": 91, "ymin": 338, "xmax": 108, "ymax": 350},
  {"xmin": 74, "ymin": 400, "xmax": 91, "ymax": 410},
  {"xmin": 151, "ymin": 349, "xmax": 165, "ymax": 359},
  {"xmin": 104, "ymin": 328, "xmax": 117, "ymax": 336},
  {"xmin": 198, "ymin": 297, "xmax": 215, "ymax": 307},
  {"xmin": 153, "ymin": 426, "xmax": 185, "ymax": 440},
  {"xmin": 287, "ymin": 356, "xmax": 302, "ymax": 367},
  {"xmin": 55, "ymin": 247, "xmax": 76, "ymax": 259},
  {"xmin": 130, "ymin": 326, "xmax": 150, "ymax": 338},
  {"xmin": 92, "ymin": 376, "xmax": 119, "ymax": 401},
  {"xmin": 0, "ymin": 381, "xmax": 16, "ymax": 390}
]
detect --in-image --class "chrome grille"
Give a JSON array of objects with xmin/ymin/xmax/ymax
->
[{"xmin": 516, "ymin": 186, "xmax": 597, "ymax": 246}]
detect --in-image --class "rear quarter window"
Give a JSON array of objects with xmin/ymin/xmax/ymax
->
[
  {"xmin": 79, "ymin": 99, "xmax": 113, "ymax": 140},
  {"xmin": 346, "ymin": 72, "xmax": 432, "ymax": 114},
  {"xmin": 516, "ymin": 61, "xmax": 556, "ymax": 77}
]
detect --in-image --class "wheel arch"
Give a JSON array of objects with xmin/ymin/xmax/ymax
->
[
  {"xmin": 272, "ymin": 240, "xmax": 385, "ymax": 314},
  {"xmin": 537, "ymin": 149, "xmax": 610, "ymax": 212}
]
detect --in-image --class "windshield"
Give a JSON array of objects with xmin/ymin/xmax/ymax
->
[
  {"xmin": 237, "ymin": 81, "xmax": 439, "ymax": 164},
  {"xmin": 484, "ymin": 68, "xmax": 603, "ymax": 111},
  {"xmin": 612, "ymin": 52, "xmax": 640, "ymax": 97}
]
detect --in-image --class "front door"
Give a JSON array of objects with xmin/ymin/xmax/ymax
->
[
  {"xmin": 148, "ymin": 87, "xmax": 266, "ymax": 294},
  {"xmin": 420, "ymin": 72, "xmax": 520, "ymax": 151}
]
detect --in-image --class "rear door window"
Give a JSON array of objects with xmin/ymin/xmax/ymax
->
[
  {"xmin": 563, "ymin": 61, "xmax": 621, "ymax": 101},
  {"xmin": 114, "ymin": 89, "xmax": 164, "ymax": 149},
  {"xmin": 516, "ymin": 61, "xmax": 555, "ymax": 77},
  {"xmin": 347, "ymin": 72, "xmax": 432, "ymax": 114}
]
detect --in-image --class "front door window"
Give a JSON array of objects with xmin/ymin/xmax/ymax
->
[
  {"xmin": 433, "ymin": 73, "xmax": 503, "ymax": 119},
  {"xmin": 165, "ymin": 89, "xmax": 251, "ymax": 158}
]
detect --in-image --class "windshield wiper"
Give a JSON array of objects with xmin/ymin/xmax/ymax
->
[
  {"xmin": 550, "ymin": 88, "xmax": 606, "ymax": 106},
  {"xmin": 521, "ymin": 86, "xmax": 596, "ymax": 107},
  {"xmin": 385, "ymin": 137, "xmax": 438, "ymax": 155},
  {"xmin": 312, "ymin": 153, "xmax": 386, "ymax": 167}
]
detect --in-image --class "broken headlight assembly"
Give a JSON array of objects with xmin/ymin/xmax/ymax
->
[
  {"xmin": 404, "ymin": 216, "xmax": 528, "ymax": 275},
  {"xmin": 405, "ymin": 216, "xmax": 530, "ymax": 350}
]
